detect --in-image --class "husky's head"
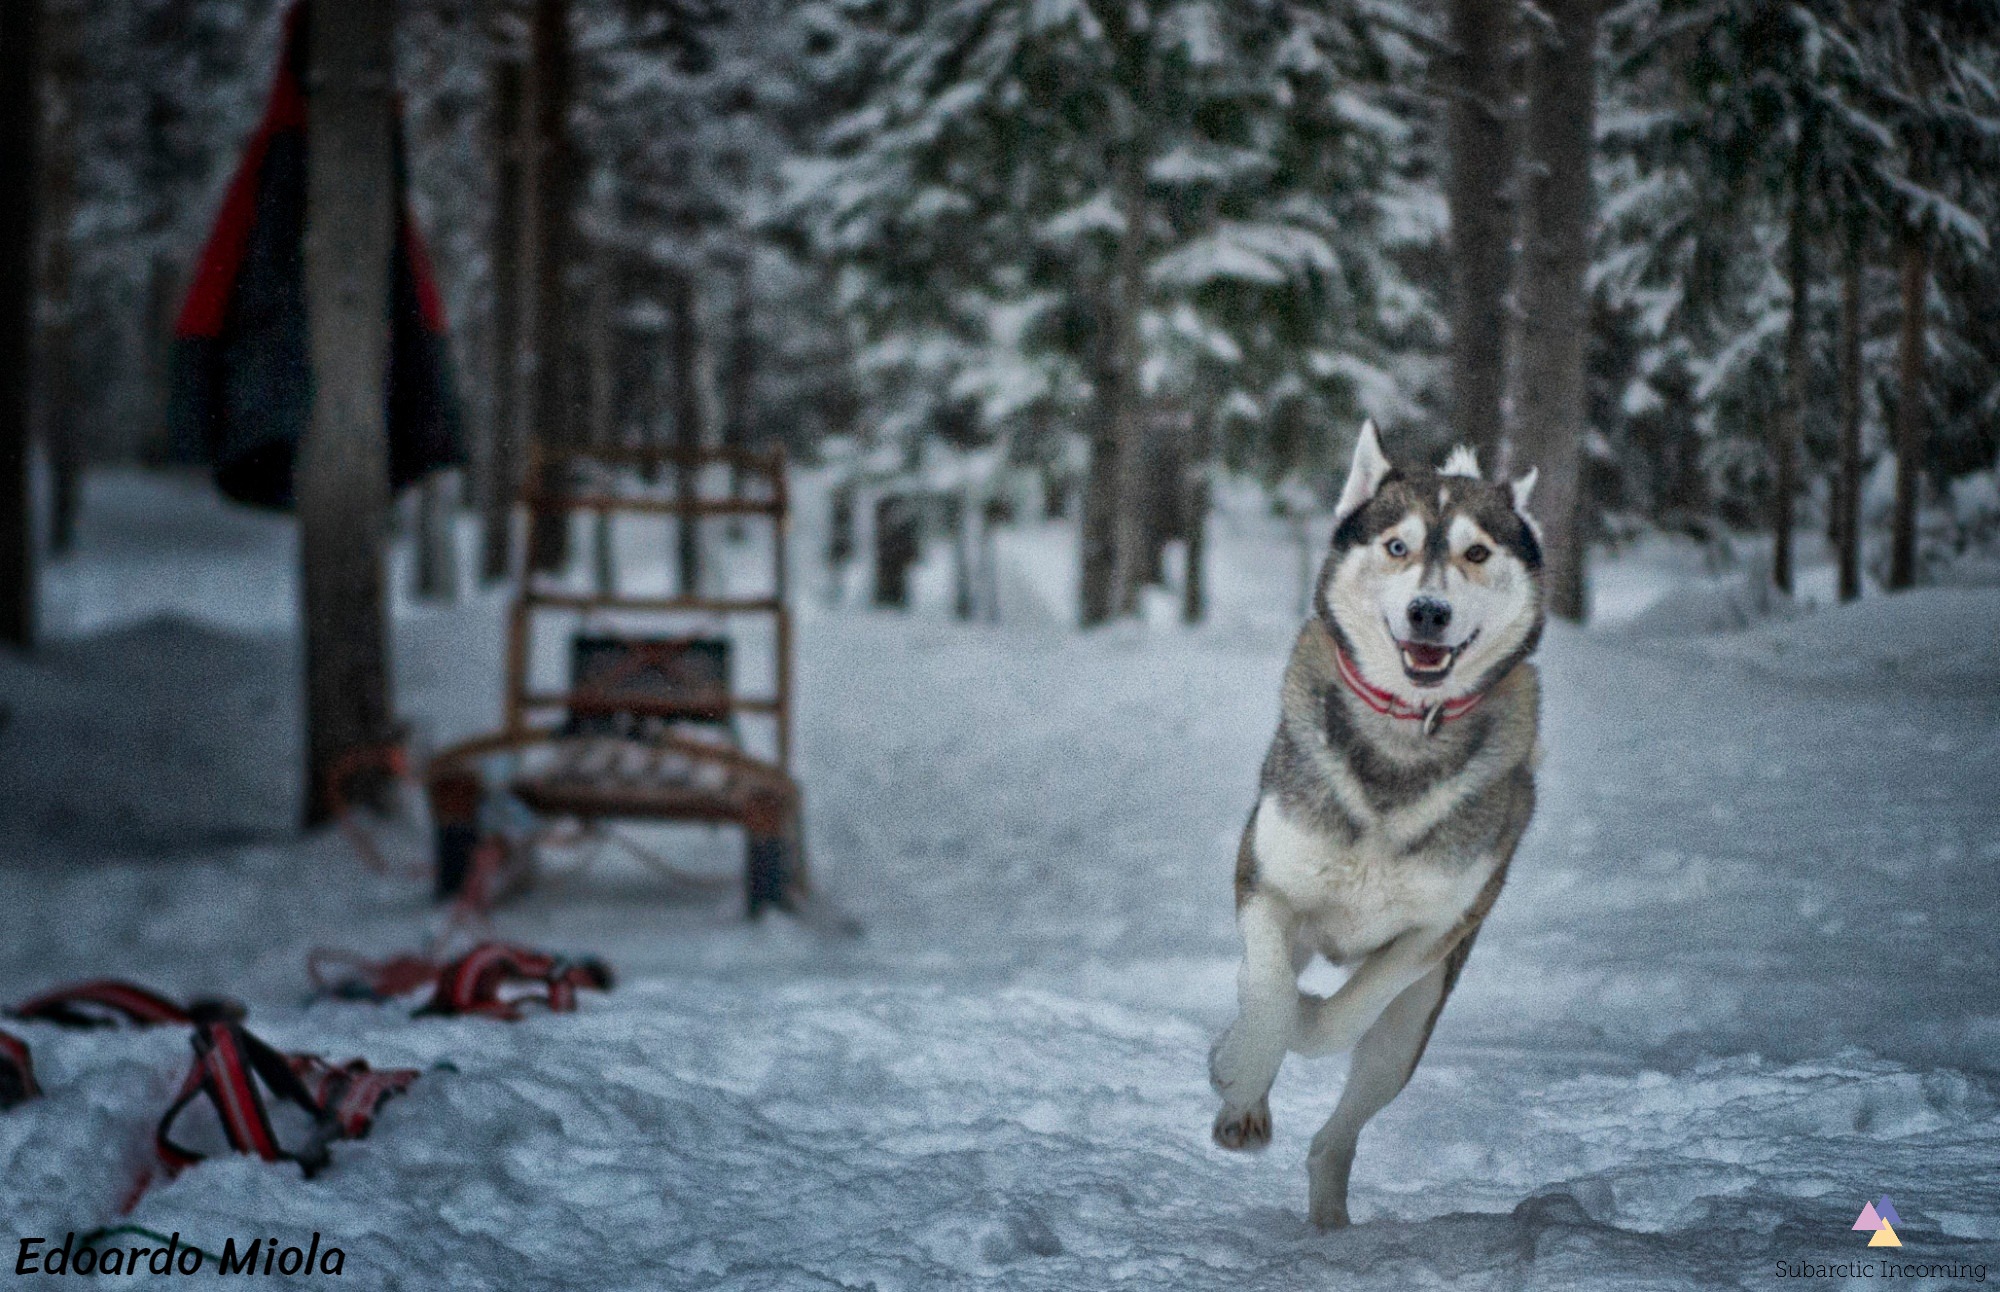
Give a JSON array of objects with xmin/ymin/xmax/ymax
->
[{"xmin": 1314, "ymin": 421, "xmax": 1545, "ymax": 706}]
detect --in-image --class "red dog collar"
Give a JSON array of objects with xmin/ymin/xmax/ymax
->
[{"xmin": 1334, "ymin": 642, "xmax": 1485, "ymax": 733}]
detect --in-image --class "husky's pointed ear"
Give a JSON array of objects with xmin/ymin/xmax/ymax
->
[
  {"xmin": 1333, "ymin": 420, "xmax": 1392, "ymax": 527},
  {"xmin": 1511, "ymin": 467, "xmax": 1544, "ymax": 543}
]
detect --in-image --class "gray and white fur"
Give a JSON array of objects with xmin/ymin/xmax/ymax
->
[{"xmin": 1209, "ymin": 421, "xmax": 1545, "ymax": 1229}]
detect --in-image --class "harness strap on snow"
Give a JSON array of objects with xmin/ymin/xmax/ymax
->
[
  {"xmin": 10, "ymin": 980, "xmax": 194, "ymax": 1029},
  {"xmin": 415, "ymin": 942, "xmax": 612, "ymax": 1021},
  {"xmin": 157, "ymin": 1016, "xmax": 331, "ymax": 1176},
  {"xmin": 0, "ymin": 1028, "xmax": 38, "ymax": 1109},
  {"xmin": 155, "ymin": 1011, "xmax": 417, "ymax": 1181},
  {"xmin": 287, "ymin": 1054, "xmax": 421, "ymax": 1140}
]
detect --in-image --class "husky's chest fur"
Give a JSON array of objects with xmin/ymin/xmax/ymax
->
[
  {"xmin": 1251, "ymin": 795, "xmax": 1499, "ymax": 963},
  {"xmin": 1241, "ymin": 620, "xmax": 1539, "ymax": 963}
]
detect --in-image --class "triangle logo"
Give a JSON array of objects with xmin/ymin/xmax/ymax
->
[
  {"xmin": 1875, "ymin": 1196, "xmax": 1902, "ymax": 1228},
  {"xmin": 1852, "ymin": 1202, "xmax": 1882, "ymax": 1231},
  {"xmin": 1869, "ymin": 1220, "xmax": 1902, "ymax": 1248}
]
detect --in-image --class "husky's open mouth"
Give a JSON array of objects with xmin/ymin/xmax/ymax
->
[{"xmin": 1396, "ymin": 630, "xmax": 1478, "ymax": 687}]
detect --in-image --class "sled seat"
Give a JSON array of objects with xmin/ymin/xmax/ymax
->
[{"xmin": 427, "ymin": 728, "xmax": 804, "ymax": 916}]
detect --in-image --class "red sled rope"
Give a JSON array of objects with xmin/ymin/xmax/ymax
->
[
  {"xmin": 10, "ymin": 980, "xmax": 194, "ymax": 1030},
  {"xmin": 154, "ymin": 1008, "xmax": 418, "ymax": 1183},
  {"xmin": 0, "ymin": 1029, "xmax": 38, "ymax": 1109}
]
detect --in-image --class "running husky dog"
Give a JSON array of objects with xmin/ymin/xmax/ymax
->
[{"xmin": 1209, "ymin": 420, "xmax": 1545, "ymax": 1229}]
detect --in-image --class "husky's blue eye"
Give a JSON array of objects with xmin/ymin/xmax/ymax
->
[
  {"xmin": 1465, "ymin": 544, "xmax": 1491, "ymax": 564},
  {"xmin": 1385, "ymin": 538, "xmax": 1409, "ymax": 558}
]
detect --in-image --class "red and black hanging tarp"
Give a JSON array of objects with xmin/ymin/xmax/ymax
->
[{"xmin": 167, "ymin": 2, "xmax": 464, "ymax": 510}]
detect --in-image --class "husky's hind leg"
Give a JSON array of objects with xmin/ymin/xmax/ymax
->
[
  {"xmin": 1210, "ymin": 893, "xmax": 1299, "ymax": 1150},
  {"xmin": 1305, "ymin": 931, "xmax": 1474, "ymax": 1229}
]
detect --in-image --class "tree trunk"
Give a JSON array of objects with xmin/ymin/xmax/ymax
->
[
  {"xmin": 42, "ymin": 7, "xmax": 82, "ymax": 557},
  {"xmin": 1080, "ymin": 140, "xmax": 1149, "ymax": 628},
  {"xmin": 299, "ymin": 0, "xmax": 398, "ymax": 825},
  {"xmin": 1887, "ymin": 223, "xmax": 1927, "ymax": 591},
  {"xmin": 480, "ymin": 56, "xmax": 525, "ymax": 585},
  {"xmin": 588, "ymin": 253, "xmax": 616, "ymax": 593},
  {"xmin": 1445, "ymin": 0, "xmax": 1515, "ymax": 458},
  {"xmin": 951, "ymin": 494, "xmax": 974, "ymax": 621},
  {"xmin": 872, "ymin": 494, "xmax": 918, "ymax": 609},
  {"xmin": 42, "ymin": 340, "xmax": 80, "ymax": 556},
  {"xmin": 1888, "ymin": 22, "xmax": 1934, "ymax": 593},
  {"xmin": 1774, "ymin": 112, "xmax": 1813, "ymax": 597},
  {"xmin": 0, "ymin": 0, "xmax": 38, "ymax": 651},
  {"xmin": 979, "ymin": 495, "xmax": 1003, "ymax": 623},
  {"xmin": 667, "ymin": 267, "xmax": 705, "ymax": 596},
  {"xmin": 1133, "ymin": 409, "xmax": 1187, "ymax": 592},
  {"xmin": 44, "ymin": 325, "xmax": 81, "ymax": 556},
  {"xmin": 1181, "ymin": 458, "xmax": 1209, "ymax": 626},
  {"xmin": 722, "ymin": 254, "xmax": 754, "ymax": 518},
  {"xmin": 412, "ymin": 470, "xmax": 462, "ymax": 603},
  {"xmin": 1294, "ymin": 511, "xmax": 1315, "ymax": 619},
  {"xmin": 522, "ymin": 0, "xmax": 575, "ymax": 575},
  {"xmin": 1508, "ymin": 0, "xmax": 1597, "ymax": 623},
  {"xmin": 1077, "ymin": 333, "xmax": 1123, "ymax": 625},
  {"xmin": 1836, "ymin": 217, "xmax": 1862, "ymax": 603},
  {"xmin": 1109, "ymin": 146, "xmax": 1150, "ymax": 619},
  {"xmin": 139, "ymin": 256, "xmax": 179, "ymax": 465}
]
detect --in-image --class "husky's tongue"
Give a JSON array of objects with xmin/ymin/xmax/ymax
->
[{"xmin": 1402, "ymin": 642, "xmax": 1451, "ymax": 670}]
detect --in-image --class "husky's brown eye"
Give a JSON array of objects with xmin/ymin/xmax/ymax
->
[
  {"xmin": 1464, "ymin": 544, "xmax": 1491, "ymax": 564},
  {"xmin": 1385, "ymin": 537, "xmax": 1409, "ymax": 558}
]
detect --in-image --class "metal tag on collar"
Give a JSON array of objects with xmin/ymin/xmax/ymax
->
[{"xmin": 1422, "ymin": 703, "xmax": 1444, "ymax": 737}]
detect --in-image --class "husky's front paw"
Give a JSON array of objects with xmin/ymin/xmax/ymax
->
[{"xmin": 1212, "ymin": 1098, "xmax": 1272, "ymax": 1151}]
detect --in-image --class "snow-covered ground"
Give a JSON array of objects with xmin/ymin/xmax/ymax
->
[{"xmin": 2, "ymin": 469, "xmax": 1997, "ymax": 1289}]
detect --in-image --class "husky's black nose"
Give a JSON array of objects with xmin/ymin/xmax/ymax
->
[{"xmin": 1407, "ymin": 597, "xmax": 1452, "ymax": 640}]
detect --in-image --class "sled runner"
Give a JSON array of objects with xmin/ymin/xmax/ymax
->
[{"xmin": 426, "ymin": 445, "xmax": 809, "ymax": 918}]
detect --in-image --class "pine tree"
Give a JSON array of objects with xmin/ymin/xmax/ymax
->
[
  {"xmin": 564, "ymin": 0, "xmax": 854, "ymax": 592},
  {"xmin": 807, "ymin": 0, "xmax": 1424, "ymax": 624},
  {"xmin": 1599, "ymin": 0, "xmax": 1999, "ymax": 592},
  {"xmin": 1865, "ymin": 5, "xmax": 2000, "ymax": 590}
]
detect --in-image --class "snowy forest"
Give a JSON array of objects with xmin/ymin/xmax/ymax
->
[
  {"xmin": 6, "ymin": 0, "xmax": 2000, "ymax": 634},
  {"xmin": 1, "ymin": 1, "xmax": 1998, "ymax": 1289}
]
